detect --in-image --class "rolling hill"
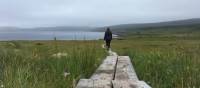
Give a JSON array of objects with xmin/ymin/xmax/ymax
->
[
  {"xmin": 1, "ymin": 18, "xmax": 200, "ymax": 34},
  {"xmin": 97, "ymin": 18, "xmax": 200, "ymax": 34}
]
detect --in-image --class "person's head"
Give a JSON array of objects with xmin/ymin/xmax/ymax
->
[{"xmin": 106, "ymin": 27, "xmax": 110, "ymax": 32}]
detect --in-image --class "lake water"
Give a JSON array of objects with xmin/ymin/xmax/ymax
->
[{"xmin": 0, "ymin": 31, "xmax": 105, "ymax": 41}]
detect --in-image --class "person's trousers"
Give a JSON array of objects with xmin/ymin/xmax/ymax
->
[{"xmin": 106, "ymin": 40, "xmax": 111, "ymax": 49}]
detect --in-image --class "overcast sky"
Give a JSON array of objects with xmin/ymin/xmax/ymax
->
[{"xmin": 0, "ymin": 0, "xmax": 200, "ymax": 27}]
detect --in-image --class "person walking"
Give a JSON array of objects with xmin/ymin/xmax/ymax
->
[{"xmin": 104, "ymin": 27, "xmax": 112, "ymax": 50}]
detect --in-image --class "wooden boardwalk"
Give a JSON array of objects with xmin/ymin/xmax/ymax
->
[{"xmin": 76, "ymin": 55, "xmax": 151, "ymax": 88}]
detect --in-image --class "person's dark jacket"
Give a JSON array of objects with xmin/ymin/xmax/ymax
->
[{"xmin": 104, "ymin": 31, "xmax": 112, "ymax": 41}]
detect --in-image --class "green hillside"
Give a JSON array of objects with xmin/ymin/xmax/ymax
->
[{"xmin": 97, "ymin": 18, "xmax": 200, "ymax": 35}]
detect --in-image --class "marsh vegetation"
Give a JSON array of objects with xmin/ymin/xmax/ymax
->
[
  {"xmin": 112, "ymin": 33, "xmax": 200, "ymax": 88},
  {"xmin": 0, "ymin": 31, "xmax": 200, "ymax": 88},
  {"xmin": 0, "ymin": 40, "xmax": 106, "ymax": 88}
]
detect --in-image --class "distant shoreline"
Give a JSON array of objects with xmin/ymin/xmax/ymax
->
[{"xmin": 0, "ymin": 31, "xmax": 105, "ymax": 41}]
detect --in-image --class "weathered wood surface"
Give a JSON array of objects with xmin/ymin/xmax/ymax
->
[
  {"xmin": 76, "ymin": 56, "xmax": 151, "ymax": 88},
  {"xmin": 112, "ymin": 56, "xmax": 151, "ymax": 88},
  {"xmin": 76, "ymin": 56, "xmax": 117, "ymax": 88},
  {"xmin": 76, "ymin": 79, "xmax": 112, "ymax": 88},
  {"xmin": 114, "ymin": 56, "xmax": 138, "ymax": 81},
  {"xmin": 112, "ymin": 80, "xmax": 151, "ymax": 88},
  {"xmin": 90, "ymin": 56, "xmax": 117, "ymax": 80}
]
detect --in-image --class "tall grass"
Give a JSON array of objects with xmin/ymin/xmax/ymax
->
[
  {"xmin": 112, "ymin": 37, "xmax": 200, "ymax": 88},
  {"xmin": 128, "ymin": 49, "xmax": 200, "ymax": 88},
  {"xmin": 0, "ymin": 41, "xmax": 106, "ymax": 88}
]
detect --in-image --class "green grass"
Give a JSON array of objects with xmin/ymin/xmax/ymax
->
[
  {"xmin": 1, "ymin": 33, "xmax": 200, "ymax": 88},
  {"xmin": 0, "ymin": 40, "xmax": 106, "ymax": 88},
  {"xmin": 112, "ymin": 34, "xmax": 200, "ymax": 88}
]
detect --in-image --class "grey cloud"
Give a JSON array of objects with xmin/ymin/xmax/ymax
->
[{"xmin": 0, "ymin": 0, "xmax": 200, "ymax": 27}]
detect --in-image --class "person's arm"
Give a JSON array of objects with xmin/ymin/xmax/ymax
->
[
  {"xmin": 110, "ymin": 32, "xmax": 112, "ymax": 40},
  {"xmin": 104, "ymin": 32, "xmax": 106, "ymax": 40}
]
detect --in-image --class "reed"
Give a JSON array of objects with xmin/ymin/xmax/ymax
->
[
  {"xmin": 112, "ymin": 35, "xmax": 200, "ymax": 88},
  {"xmin": 0, "ymin": 40, "xmax": 106, "ymax": 88}
]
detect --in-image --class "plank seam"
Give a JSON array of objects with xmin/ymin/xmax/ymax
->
[
  {"xmin": 113, "ymin": 56, "xmax": 118, "ymax": 80},
  {"xmin": 111, "ymin": 56, "xmax": 118, "ymax": 88}
]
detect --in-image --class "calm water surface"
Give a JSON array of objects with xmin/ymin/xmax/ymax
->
[{"xmin": 0, "ymin": 31, "xmax": 105, "ymax": 41}]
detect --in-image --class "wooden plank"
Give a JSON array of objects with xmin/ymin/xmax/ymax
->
[
  {"xmin": 76, "ymin": 56, "xmax": 151, "ymax": 88},
  {"xmin": 90, "ymin": 56, "xmax": 118, "ymax": 80},
  {"xmin": 113, "ymin": 56, "xmax": 151, "ymax": 88},
  {"xmin": 112, "ymin": 80, "xmax": 151, "ymax": 88},
  {"xmin": 76, "ymin": 79, "xmax": 112, "ymax": 88},
  {"xmin": 76, "ymin": 56, "xmax": 117, "ymax": 88},
  {"xmin": 114, "ymin": 56, "xmax": 138, "ymax": 81}
]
